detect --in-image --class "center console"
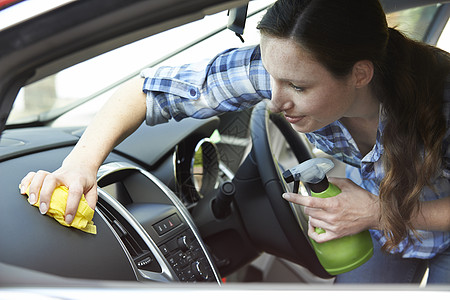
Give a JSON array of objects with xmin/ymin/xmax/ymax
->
[{"xmin": 96, "ymin": 162, "xmax": 220, "ymax": 283}]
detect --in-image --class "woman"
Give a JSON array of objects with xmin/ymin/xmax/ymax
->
[
  {"xmin": 21, "ymin": 0, "xmax": 449, "ymax": 283},
  {"xmin": 258, "ymin": 0, "xmax": 450, "ymax": 283}
]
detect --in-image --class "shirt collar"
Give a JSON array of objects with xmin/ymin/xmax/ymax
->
[{"xmin": 306, "ymin": 104, "xmax": 385, "ymax": 166}]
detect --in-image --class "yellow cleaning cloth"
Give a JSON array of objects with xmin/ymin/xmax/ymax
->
[{"xmin": 22, "ymin": 185, "xmax": 97, "ymax": 234}]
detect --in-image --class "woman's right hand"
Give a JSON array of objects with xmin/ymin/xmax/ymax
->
[
  {"xmin": 19, "ymin": 76, "xmax": 148, "ymax": 224},
  {"xmin": 19, "ymin": 162, "xmax": 98, "ymax": 225}
]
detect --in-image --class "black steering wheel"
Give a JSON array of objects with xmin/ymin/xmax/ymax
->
[{"xmin": 247, "ymin": 101, "xmax": 332, "ymax": 278}]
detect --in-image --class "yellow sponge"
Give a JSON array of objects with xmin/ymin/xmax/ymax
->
[{"xmin": 22, "ymin": 185, "xmax": 96, "ymax": 234}]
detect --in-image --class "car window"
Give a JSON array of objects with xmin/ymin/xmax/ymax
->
[
  {"xmin": 437, "ymin": 18, "xmax": 450, "ymax": 52},
  {"xmin": 6, "ymin": 0, "xmax": 274, "ymax": 126},
  {"xmin": 386, "ymin": 4, "xmax": 440, "ymax": 42},
  {"xmin": 6, "ymin": 2, "xmax": 445, "ymax": 127}
]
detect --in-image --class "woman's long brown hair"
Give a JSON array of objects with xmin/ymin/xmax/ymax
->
[
  {"xmin": 258, "ymin": 0, "xmax": 450, "ymax": 251},
  {"xmin": 374, "ymin": 29, "xmax": 449, "ymax": 250}
]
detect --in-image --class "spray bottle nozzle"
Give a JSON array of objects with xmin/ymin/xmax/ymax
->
[
  {"xmin": 283, "ymin": 158, "xmax": 335, "ymax": 193},
  {"xmin": 282, "ymin": 170, "xmax": 296, "ymax": 183}
]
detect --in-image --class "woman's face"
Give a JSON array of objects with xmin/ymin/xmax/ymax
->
[{"xmin": 260, "ymin": 35, "xmax": 358, "ymax": 133}]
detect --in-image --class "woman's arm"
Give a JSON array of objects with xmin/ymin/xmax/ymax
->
[
  {"xmin": 413, "ymin": 197, "xmax": 450, "ymax": 231},
  {"xmin": 20, "ymin": 76, "xmax": 147, "ymax": 224},
  {"xmin": 141, "ymin": 45, "xmax": 271, "ymax": 125},
  {"xmin": 20, "ymin": 46, "xmax": 270, "ymax": 225}
]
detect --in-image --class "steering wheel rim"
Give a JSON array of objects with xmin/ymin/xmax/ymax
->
[{"xmin": 249, "ymin": 101, "xmax": 332, "ymax": 278}]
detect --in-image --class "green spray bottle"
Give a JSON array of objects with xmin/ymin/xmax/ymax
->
[{"xmin": 283, "ymin": 158, "xmax": 373, "ymax": 275}]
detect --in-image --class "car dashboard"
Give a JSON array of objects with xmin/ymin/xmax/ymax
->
[
  {"xmin": 0, "ymin": 116, "xmax": 228, "ymax": 283},
  {"xmin": 96, "ymin": 162, "xmax": 220, "ymax": 282}
]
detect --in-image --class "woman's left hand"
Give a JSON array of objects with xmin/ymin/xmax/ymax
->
[{"xmin": 282, "ymin": 177, "xmax": 380, "ymax": 243}]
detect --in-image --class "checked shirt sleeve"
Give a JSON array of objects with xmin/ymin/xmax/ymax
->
[{"xmin": 140, "ymin": 45, "xmax": 271, "ymax": 126}]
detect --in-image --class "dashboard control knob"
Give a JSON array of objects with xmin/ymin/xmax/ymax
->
[
  {"xmin": 177, "ymin": 235, "xmax": 190, "ymax": 252},
  {"xmin": 191, "ymin": 261, "xmax": 209, "ymax": 281}
]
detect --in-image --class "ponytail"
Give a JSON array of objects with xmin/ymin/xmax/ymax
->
[{"xmin": 375, "ymin": 28, "xmax": 449, "ymax": 250}]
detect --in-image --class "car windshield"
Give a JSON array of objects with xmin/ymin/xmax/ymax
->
[{"xmin": 6, "ymin": 2, "xmax": 447, "ymax": 127}]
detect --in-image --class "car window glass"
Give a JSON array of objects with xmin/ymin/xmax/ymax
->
[
  {"xmin": 437, "ymin": 18, "xmax": 450, "ymax": 52},
  {"xmin": 385, "ymin": 4, "xmax": 439, "ymax": 41}
]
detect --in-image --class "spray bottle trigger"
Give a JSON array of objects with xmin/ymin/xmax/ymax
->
[{"xmin": 315, "ymin": 227, "xmax": 326, "ymax": 234}]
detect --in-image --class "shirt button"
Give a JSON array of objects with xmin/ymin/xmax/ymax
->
[{"xmin": 189, "ymin": 88, "xmax": 197, "ymax": 97}]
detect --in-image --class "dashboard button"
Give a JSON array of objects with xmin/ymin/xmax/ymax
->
[
  {"xmin": 159, "ymin": 244, "xmax": 170, "ymax": 256},
  {"xmin": 152, "ymin": 214, "xmax": 182, "ymax": 236},
  {"xmin": 191, "ymin": 261, "xmax": 209, "ymax": 281},
  {"xmin": 177, "ymin": 235, "xmax": 190, "ymax": 251}
]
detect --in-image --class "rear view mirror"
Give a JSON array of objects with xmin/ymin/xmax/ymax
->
[{"xmin": 227, "ymin": 5, "xmax": 248, "ymax": 42}]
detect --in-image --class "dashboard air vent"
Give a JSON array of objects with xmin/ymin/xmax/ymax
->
[{"xmin": 97, "ymin": 200, "xmax": 162, "ymax": 273}]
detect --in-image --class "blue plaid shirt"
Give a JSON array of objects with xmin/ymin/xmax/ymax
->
[{"xmin": 141, "ymin": 45, "xmax": 450, "ymax": 259}]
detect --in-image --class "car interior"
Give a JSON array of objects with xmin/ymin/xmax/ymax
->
[{"xmin": 0, "ymin": 0, "xmax": 449, "ymax": 291}]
